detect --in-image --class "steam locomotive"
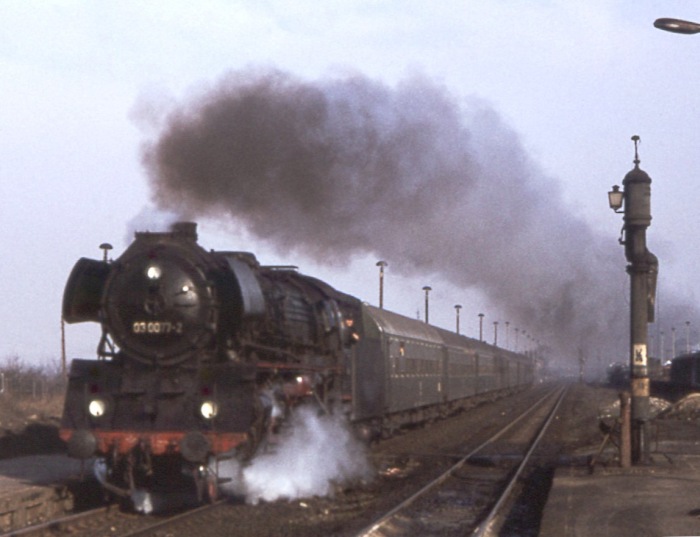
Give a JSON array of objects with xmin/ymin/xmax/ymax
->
[{"xmin": 60, "ymin": 222, "xmax": 534, "ymax": 504}]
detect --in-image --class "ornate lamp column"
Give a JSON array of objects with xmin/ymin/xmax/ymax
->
[{"xmin": 608, "ymin": 135, "xmax": 658, "ymax": 465}]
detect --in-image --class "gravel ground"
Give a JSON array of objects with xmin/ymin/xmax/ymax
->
[
  {"xmin": 6, "ymin": 382, "xmax": 690, "ymax": 537},
  {"xmin": 143, "ymin": 383, "xmax": 622, "ymax": 537}
]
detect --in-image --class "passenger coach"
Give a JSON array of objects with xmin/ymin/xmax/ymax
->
[{"xmin": 351, "ymin": 304, "xmax": 534, "ymax": 435}]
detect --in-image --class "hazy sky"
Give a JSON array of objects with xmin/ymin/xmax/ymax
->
[{"xmin": 2, "ymin": 1, "xmax": 700, "ymax": 372}]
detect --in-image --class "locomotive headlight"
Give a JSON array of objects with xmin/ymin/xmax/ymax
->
[
  {"xmin": 146, "ymin": 265, "xmax": 162, "ymax": 280},
  {"xmin": 88, "ymin": 398, "xmax": 108, "ymax": 418},
  {"xmin": 200, "ymin": 400, "xmax": 218, "ymax": 419}
]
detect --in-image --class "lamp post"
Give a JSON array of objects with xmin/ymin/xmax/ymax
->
[
  {"xmin": 687, "ymin": 321, "xmax": 691, "ymax": 354},
  {"xmin": 660, "ymin": 330, "xmax": 665, "ymax": 363},
  {"xmin": 478, "ymin": 313, "xmax": 484, "ymax": 341},
  {"xmin": 505, "ymin": 321, "xmax": 510, "ymax": 350},
  {"xmin": 493, "ymin": 321, "xmax": 499, "ymax": 346},
  {"xmin": 422, "ymin": 286, "xmax": 432, "ymax": 324},
  {"xmin": 607, "ymin": 135, "xmax": 659, "ymax": 465},
  {"xmin": 654, "ymin": 17, "xmax": 700, "ymax": 34},
  {"xmin": 672, "ymin": 326, "xmax": 677, "ymax": 359},
  {"xmin": 376, "ymin": 261, "xmax": 388, "ymax": 309},
  {"xmin": 100, "ymin": 243, "xmax": 113, "ymax": 262},
  {"xmin": 454, "ymin": 304, "xmax": 462, "ymax": 335}
]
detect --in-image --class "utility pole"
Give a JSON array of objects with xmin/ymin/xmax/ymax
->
[{"xmin": 61, "ymin": 316, "xmax": 66, "ymax": 377}]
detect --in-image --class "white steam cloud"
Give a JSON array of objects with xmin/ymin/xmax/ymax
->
[{"xmin": 222, "ymin": 406, "xmax": 373, "ymax": 504}]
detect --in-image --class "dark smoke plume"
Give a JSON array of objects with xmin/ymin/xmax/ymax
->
[{"xmin": 140, "ymin": 67, "xmax": 695, "ymax": 367}]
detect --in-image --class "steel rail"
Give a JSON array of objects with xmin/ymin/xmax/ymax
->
[
  {"xmin": 355, "ymin": 384, "xmax": 565, "ymax": 537},
  {"xmin": 118, "ymin": 500, "xmax": 225, "ymax": 537},
  {"xmin": 1, "ymin": 498, "xmax": 224, "ymax": 537},
  {"xmin": 473, "ymin": 384, "xmax": 568, "ymax": 537},
  {"xmin": 0, "ymin": 505, "xmax": 113, "ymax": 537}
]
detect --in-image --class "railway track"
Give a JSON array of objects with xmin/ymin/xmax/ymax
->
[
  {"xmin": 1, "ymin": 384, "xmax": 583, "ymax": 537},
  {"xmin": 355, "ymin": 385, "xmax": 568, "ymax": 537},
  {"xmin": 0, "ymin": 501, "xmax": 226, "ymax": 537}
]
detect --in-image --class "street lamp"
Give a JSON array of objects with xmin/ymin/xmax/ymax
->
[
  {"xmin": 454, "ymin": 304, "xmax": 462, "ymax": 335},
  {"xmin": 654, "ymin": 17, "xmax": 700, "ymax": 34},
  {"xmin": 376, "ymin": 261, "xmax": 388, "ymax": 309},
  {"xmin": 608, "ymin": 185, "xmax": 624, "ymax": 212},
  {"xmin": 493, "ymin": 321, "xmax": 499, "ymax": 346},
  {"xmin": 687, "ymin": 321, "xmax": 691, "ymax": 354},
  {"xmin": 660, "ymin": 330, "xmax": 665, "ymax": 363},
  {"xmin": 607, "ymin": 135, "xmax": 659, "ymax": 465},
  {"xmin": 100, "ymin": 243, "xmax": 113, "ymax": 262},
  {"xmin": 422, "ymin": 286, "xmax": 432, "ymax": 324},
  {"xmin": 672, "ymin": 326, "xmax": 677, "ymax": 359}
]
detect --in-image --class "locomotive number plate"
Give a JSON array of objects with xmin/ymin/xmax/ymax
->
[{"xmin": 132, "ymin": 321, "xmax": 183, "ymax": 335}]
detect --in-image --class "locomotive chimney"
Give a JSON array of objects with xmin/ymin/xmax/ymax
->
[{"xmin": 171, "ymin": 221, "xmax": 198, "ymax": 241}]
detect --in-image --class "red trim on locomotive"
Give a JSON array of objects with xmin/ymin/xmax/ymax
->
[{"xmin": 59, "ymin": 428, "xmax": 249, "ymax": 455}]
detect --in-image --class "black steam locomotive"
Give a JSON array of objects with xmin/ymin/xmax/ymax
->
[{"xmin": 60, "ymin": 222, "xmax": 534, "ymax": 504}]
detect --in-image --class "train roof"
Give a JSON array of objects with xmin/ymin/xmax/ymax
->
[
  {"xmin": 438, "ymin": 326, "xmax": 494, "ymax": 352},
  {"xmin": 363, "ymin": 304, "xmax": 443, "ymax": 344},
  {"xmin": 362, "ymin": 304, "xmax": 530, "ymax": 361}
]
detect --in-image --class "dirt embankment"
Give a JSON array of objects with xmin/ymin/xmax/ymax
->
[{"xmin": 0, "ymin": 395, "xmax": 65, "ymax": 458}]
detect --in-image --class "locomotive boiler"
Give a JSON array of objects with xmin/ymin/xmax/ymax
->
[
  {"xmin": 60, "ymin": 221, "xmax": 534, "ymax": 505},
  {"xmin": 60, "ymin": 222, "xmax": 361, "ymax": 502}
]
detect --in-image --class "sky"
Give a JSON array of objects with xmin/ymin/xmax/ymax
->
[{"xmin": 2, "ymin": 1, "xmax": 700, "ymax": 377}]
